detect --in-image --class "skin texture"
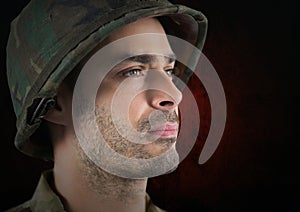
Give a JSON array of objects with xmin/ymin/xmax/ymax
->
[{"xmin": 45, "ymin": 17, "xmax": 182, "ymax": 212}]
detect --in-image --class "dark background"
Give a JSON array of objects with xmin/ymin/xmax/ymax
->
[{"xmin": 1, "ymin": 0, "xmax": 298, "ymax": 211}]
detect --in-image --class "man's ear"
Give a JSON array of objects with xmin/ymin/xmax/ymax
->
[{"xmin": 43, "ymin": 84, "xmax": 72, "ymax": 126}]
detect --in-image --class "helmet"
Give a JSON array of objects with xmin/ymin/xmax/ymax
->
[{"xmin": 6, "ymin": 0, "xmax": 207, "ymax": 160}]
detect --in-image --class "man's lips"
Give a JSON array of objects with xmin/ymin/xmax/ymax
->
[{"xmin": 148, "ymin": 123, "xmax": 179, "ymax": 138}]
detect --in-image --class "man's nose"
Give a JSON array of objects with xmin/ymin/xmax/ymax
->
[
  {"xmin": 148, "ymin": 90, "xmax": 180, "ymax": 111},
  {"xmin": 145, "ymin": 70, "xmax": 182, "ymax": 111}
]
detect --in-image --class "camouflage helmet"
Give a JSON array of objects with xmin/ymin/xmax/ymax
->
[{"xmin": 6, "ymin": 0, "xmax": 207, "ymax": 160}]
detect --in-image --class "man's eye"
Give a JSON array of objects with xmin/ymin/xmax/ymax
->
[
  {"xmin": 165, "ymin": 69, "xmax": 176, "ymax": 77},
  {"xmin": 122, "ymin": 69, "xmax": 144, "ymax": 77}
]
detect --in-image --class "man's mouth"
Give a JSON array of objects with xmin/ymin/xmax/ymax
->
[{"xmin": 148, "ymin": 122, "xmax": 179, "ymax": 138}]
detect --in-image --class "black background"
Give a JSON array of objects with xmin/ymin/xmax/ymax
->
[{"xmin": 1, "ymin": 0, "xmax": 298, "ymax": 211}]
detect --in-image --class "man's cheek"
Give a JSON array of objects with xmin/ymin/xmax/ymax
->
[{"xmin": 95, "ymin": 90, "xmax": 114, "ymax": 106}]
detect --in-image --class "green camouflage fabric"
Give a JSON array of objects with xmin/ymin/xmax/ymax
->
[
  {"xmin": 6, "ymin": 0, "xmax": 207, "ymax": 159},
  {"xmin": 5, "ymin": 170, "xmax": 166, "ymax": 212}
]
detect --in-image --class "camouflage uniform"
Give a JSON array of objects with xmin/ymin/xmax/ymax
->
[{"xmin": 6, "ymin": 170, "xmax": 166, "ymax": 212}]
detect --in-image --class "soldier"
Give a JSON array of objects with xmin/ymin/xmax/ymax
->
[{"xmin": 6, "ymin": 0, "xmax": 207, "ymax": 211}]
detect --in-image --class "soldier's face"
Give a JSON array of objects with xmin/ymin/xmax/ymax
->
[
  {"xmin": 96, "ymin": 18, "xmax": 181, "ymax": 157},
  {"xmin": 74, "ymin": 18, "xmax": 182, "ymax": 178}
]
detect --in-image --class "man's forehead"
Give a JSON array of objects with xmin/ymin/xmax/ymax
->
[{"xmin": 83, "ymin": 33, "xmax": 175, "ymax": 70}]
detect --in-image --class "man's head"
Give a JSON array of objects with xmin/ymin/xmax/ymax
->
[
  {"xmin": 6, "ymin": 0, "xmax": 207, "ymax": 171},
  {"xmin": 44, "ymin": 17, "xmax": 181, "ymax": 178}
]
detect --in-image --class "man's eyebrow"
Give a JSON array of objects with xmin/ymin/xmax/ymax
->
[{"xmin": 123, "ymin": 54, "xmax": 176, "ymax": 64}]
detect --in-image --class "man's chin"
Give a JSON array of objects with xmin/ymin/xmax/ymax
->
[{"xmin": 146, "ymin": 138, "xmax": 177, "ymax": 158}]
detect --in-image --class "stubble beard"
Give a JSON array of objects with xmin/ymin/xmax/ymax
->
[{"xmin": 73, "ymin": 105, "xmax": 179, "ymax": 198}]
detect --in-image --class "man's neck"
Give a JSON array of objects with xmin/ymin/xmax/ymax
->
[{"xmin": 52, "ymin": 138, "xmax": 148, "ymax": 212}]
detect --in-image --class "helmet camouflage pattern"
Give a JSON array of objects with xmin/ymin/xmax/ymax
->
[{"xmin": 6, "ymin": 0, "xmax": 207, "ymax": 159}]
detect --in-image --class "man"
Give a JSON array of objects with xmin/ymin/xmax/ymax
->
[{"xmin": 6, "ymin": 0, "xmax": 207, "ymax": 211}]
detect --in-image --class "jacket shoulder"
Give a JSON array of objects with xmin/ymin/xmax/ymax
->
[{"xmin": 5, "ymin": 200, "xmax": 32, "ymax": 212}]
